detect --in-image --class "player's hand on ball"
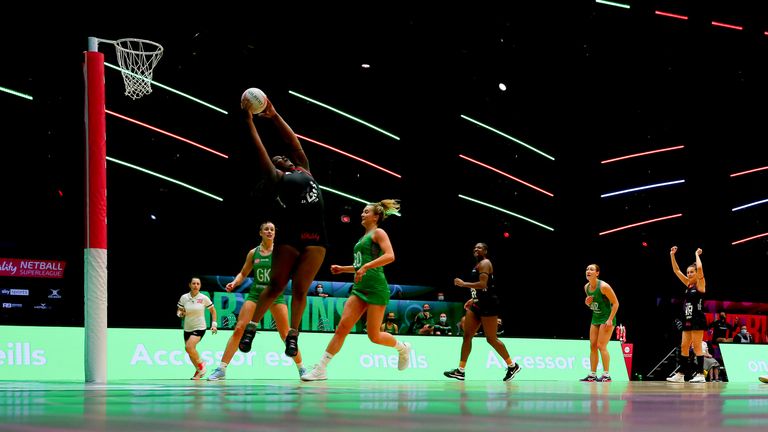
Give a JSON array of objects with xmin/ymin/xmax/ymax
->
[{"xmin": 257, "ymin": 100, "xmax": 275, "ymax": 118}]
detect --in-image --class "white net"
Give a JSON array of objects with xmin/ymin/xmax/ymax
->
[{"xmin": 114, "ymin": 38, "xmax": 164, "ymax": 100}]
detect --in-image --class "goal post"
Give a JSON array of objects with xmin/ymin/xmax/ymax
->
[{"xmin": 83, "ymin": 36, "xmax": 162, "ymax": 383}]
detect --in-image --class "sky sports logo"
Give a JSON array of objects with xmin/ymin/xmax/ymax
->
[{"xmin": 1, "ymin": 289, "xmax": 29, "ymax": 296}]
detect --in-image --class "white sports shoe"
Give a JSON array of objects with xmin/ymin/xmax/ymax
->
[
  {"xmin": 666, "ymin": 372, "xmax": 685, "ymax": 383},
  {"xmin": 207, "ymin": 367, "xmax": 226, "ymax": 381},
  {"xmin": 398, "ymin": 342, "xmax": 412, "ymax": 371},
  {"xmin": 300, "ymin": 365, "xmax": 327, "ymax": 381},
  {"xmin": 689, "ymin": 373, "xmax": 706, "ymax": 383},
  {"xmin": 760, "ymin": 375, "xmax": 768, "ymax": 384}
]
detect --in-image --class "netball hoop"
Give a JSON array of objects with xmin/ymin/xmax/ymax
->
[
  {"xmin": 113, "ymin": 38, "xmax": 164, "ymax": 99},
  {"xmin": 83, "ymin": 36, "xmax": 163, "ymax": 383}
]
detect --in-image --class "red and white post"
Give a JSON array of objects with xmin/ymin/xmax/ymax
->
[{"xmin": 83, "ymin": 37, "xmax": 108, "ymax": 383}]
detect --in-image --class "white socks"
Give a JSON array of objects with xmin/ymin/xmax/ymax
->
[{"xmin": 319, "ymin": 352, "xmax": 334, "ymax": 367}]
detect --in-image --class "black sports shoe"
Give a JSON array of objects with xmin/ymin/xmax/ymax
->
[
  {"xmin": 443, "ymin": 368, "xmax": 465, "ymax": 381},
  {"xmin": 580, "ymin": 374, "xmax": 597, "ymax": 382},
  {"xmin": 239, "ymin": 323, "xmax": 258, "ymax": 353},
  {"xmin": 285, "ymin": 329, "xmax": 299, "ymax": 357},
  {"xmin": 503, "ymin": 363, "xmax": 521, "ymax": 382}
]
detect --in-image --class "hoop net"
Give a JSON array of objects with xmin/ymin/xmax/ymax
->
[{"xmin": 114, "ymin": 38, "xmax": 164, "ymax": 99}]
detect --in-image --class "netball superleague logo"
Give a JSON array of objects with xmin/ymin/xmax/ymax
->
[{"xmin": 0, "ymin": 258, "xmax": 66, "ymax": 279}]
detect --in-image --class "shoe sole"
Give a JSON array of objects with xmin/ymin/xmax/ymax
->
[
  {"xmin": 300, "ymin": 372, "xmax": 327, "ymax": 382},
  {"xmin": 300, "ymin": 376, "xmax": 327, "ymax": 382},
  {"xmin": 443, "ymin": 373, "xmax": 465, "ymax": 381}
]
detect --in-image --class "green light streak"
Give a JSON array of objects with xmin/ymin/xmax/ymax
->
[
  {"xmin": 105, "ymin": 62, "xmax": 227, "ymax": 114},
  {"xmin": 458, "ymin": 194, "xmax": 554, "ymax": 231},
  {"xmin": 460, "ymin": 115, "xmax": 555, "ymax": 161},
  {"xmin": 107, "ymin": 156, "xmax": 223, "ymax": 201},
  {"xmin": 290, "ymin": 90, "xmax": 400, "ymax": 140}
]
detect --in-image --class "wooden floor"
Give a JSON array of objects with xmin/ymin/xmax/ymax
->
[{"xmin": 2, "ymin": 379, "xmax": 767, "ymax": 431}]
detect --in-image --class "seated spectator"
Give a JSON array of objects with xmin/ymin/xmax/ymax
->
[
  {"xmin": 433, "ymin": 313, "xmax": 453, "ymax": 335},
  {"xmin": 380, "ymin": 312, "xmax": 399, "ymax": 335},
  {"xmin": 733, "ymin": 325, "xmax": 753, "ymax": 343},
  {"xmin": 700, "ymin": 341, "xmax": 721, "ymax": 382},
  {"xmin": 314, "ymin": 283, "xmax": 330, "ymax": 298},
  {"xmin": 436, "ymin": 292, "xmax": 445, "ymax": 301},
  {"xmin": 409, "ymin": 303, "xmax": 435, "ymax": 335}
]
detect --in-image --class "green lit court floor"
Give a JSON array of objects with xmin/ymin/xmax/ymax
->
[{"xmin": 1, "ymin": 380, "xmax": 767, "ymax": 431}]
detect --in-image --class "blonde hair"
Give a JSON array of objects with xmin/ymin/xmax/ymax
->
[{"xmin": 369, "ymin": 199, "xmax": 401, "ymax": 224}]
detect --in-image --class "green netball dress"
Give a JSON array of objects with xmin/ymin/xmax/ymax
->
[
  {"xmin": 350, "ymin": 230, "xmax": 390, "ymax": 306},
  {"xmin": 586, "ymin": 279, "xmax": 615, "ymax": 326},
  {"xmin": 246, "ymin": 247, "xmax": 285, "ymax": 305}
]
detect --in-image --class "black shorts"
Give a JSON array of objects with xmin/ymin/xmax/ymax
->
[
  {"xmin": 276, "ymin": 217, "xmax": 328, "ymax": 249},
  {"xmin": 184, "ymin": 329, "xmax": 206, "ymax": 341},
  {"xmin": 469, "ymin": 294, "xmax": 501, "ymax": 317},
  {"xmin": 683, "ymin": 315, "xmax": 708, "ymax": 331}
]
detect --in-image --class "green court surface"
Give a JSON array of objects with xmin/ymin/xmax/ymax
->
[{"xmin": 2, "ymin": 380, "xmax": 767, "ymax": 431}]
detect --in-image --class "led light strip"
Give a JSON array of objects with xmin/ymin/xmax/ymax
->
[
  {"xmin": 297, "ymin": 134, "xmax": 401, "ymax": 178},
  {"xmin": 601, "ymin": 146, "xmax": 684, "ymax": 164},
  {"xmin": 460, "ymin": 115, "xmax": 555, "ymax": 161},
  {"xmin": 458, "ymin": 194, "xmax": 554, "ymax": 232},
  {"xmin": 459, "ymin": 154, "xmax": 553, "ymax": 197},
  {"xmin": 599, "ymin": 213, "xmax": 683, "ymax": 235},
  {"xmin": 732, "ymin": 232, "xmax": 768, "ymax": 245},
  {"xmin": 601, "ymin": 180, "xmax": 685, "ymax": 198},
  {"xmin": 104, "ymin": 62, "xmax": 228, "ymax": 114},
  {"xmin": 107, "ymin": 110, "xmax": 228, "ymax": 159},
  {"xmin": 0, "ymin": 86, "xmax": 32, "ymax": 100},
  {"xmin": 289, "ymin": 91, "xmax": 400, "ymax": 140},
  {"xmin": 106, "ymin": 157, "xmax": 223, "ymax": 201}
]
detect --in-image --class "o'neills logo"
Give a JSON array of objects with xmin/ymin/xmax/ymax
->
[
  {"xmin": 300, "ymin": 233, "xmax": 320, "ymax": 241},
  {"xmin": 0, "ymin": 342, "xmax": 46, "ymax": 365},
  {"xmin": 0, "ymin": 258, "xmax": 66, "ymax": 279}
]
